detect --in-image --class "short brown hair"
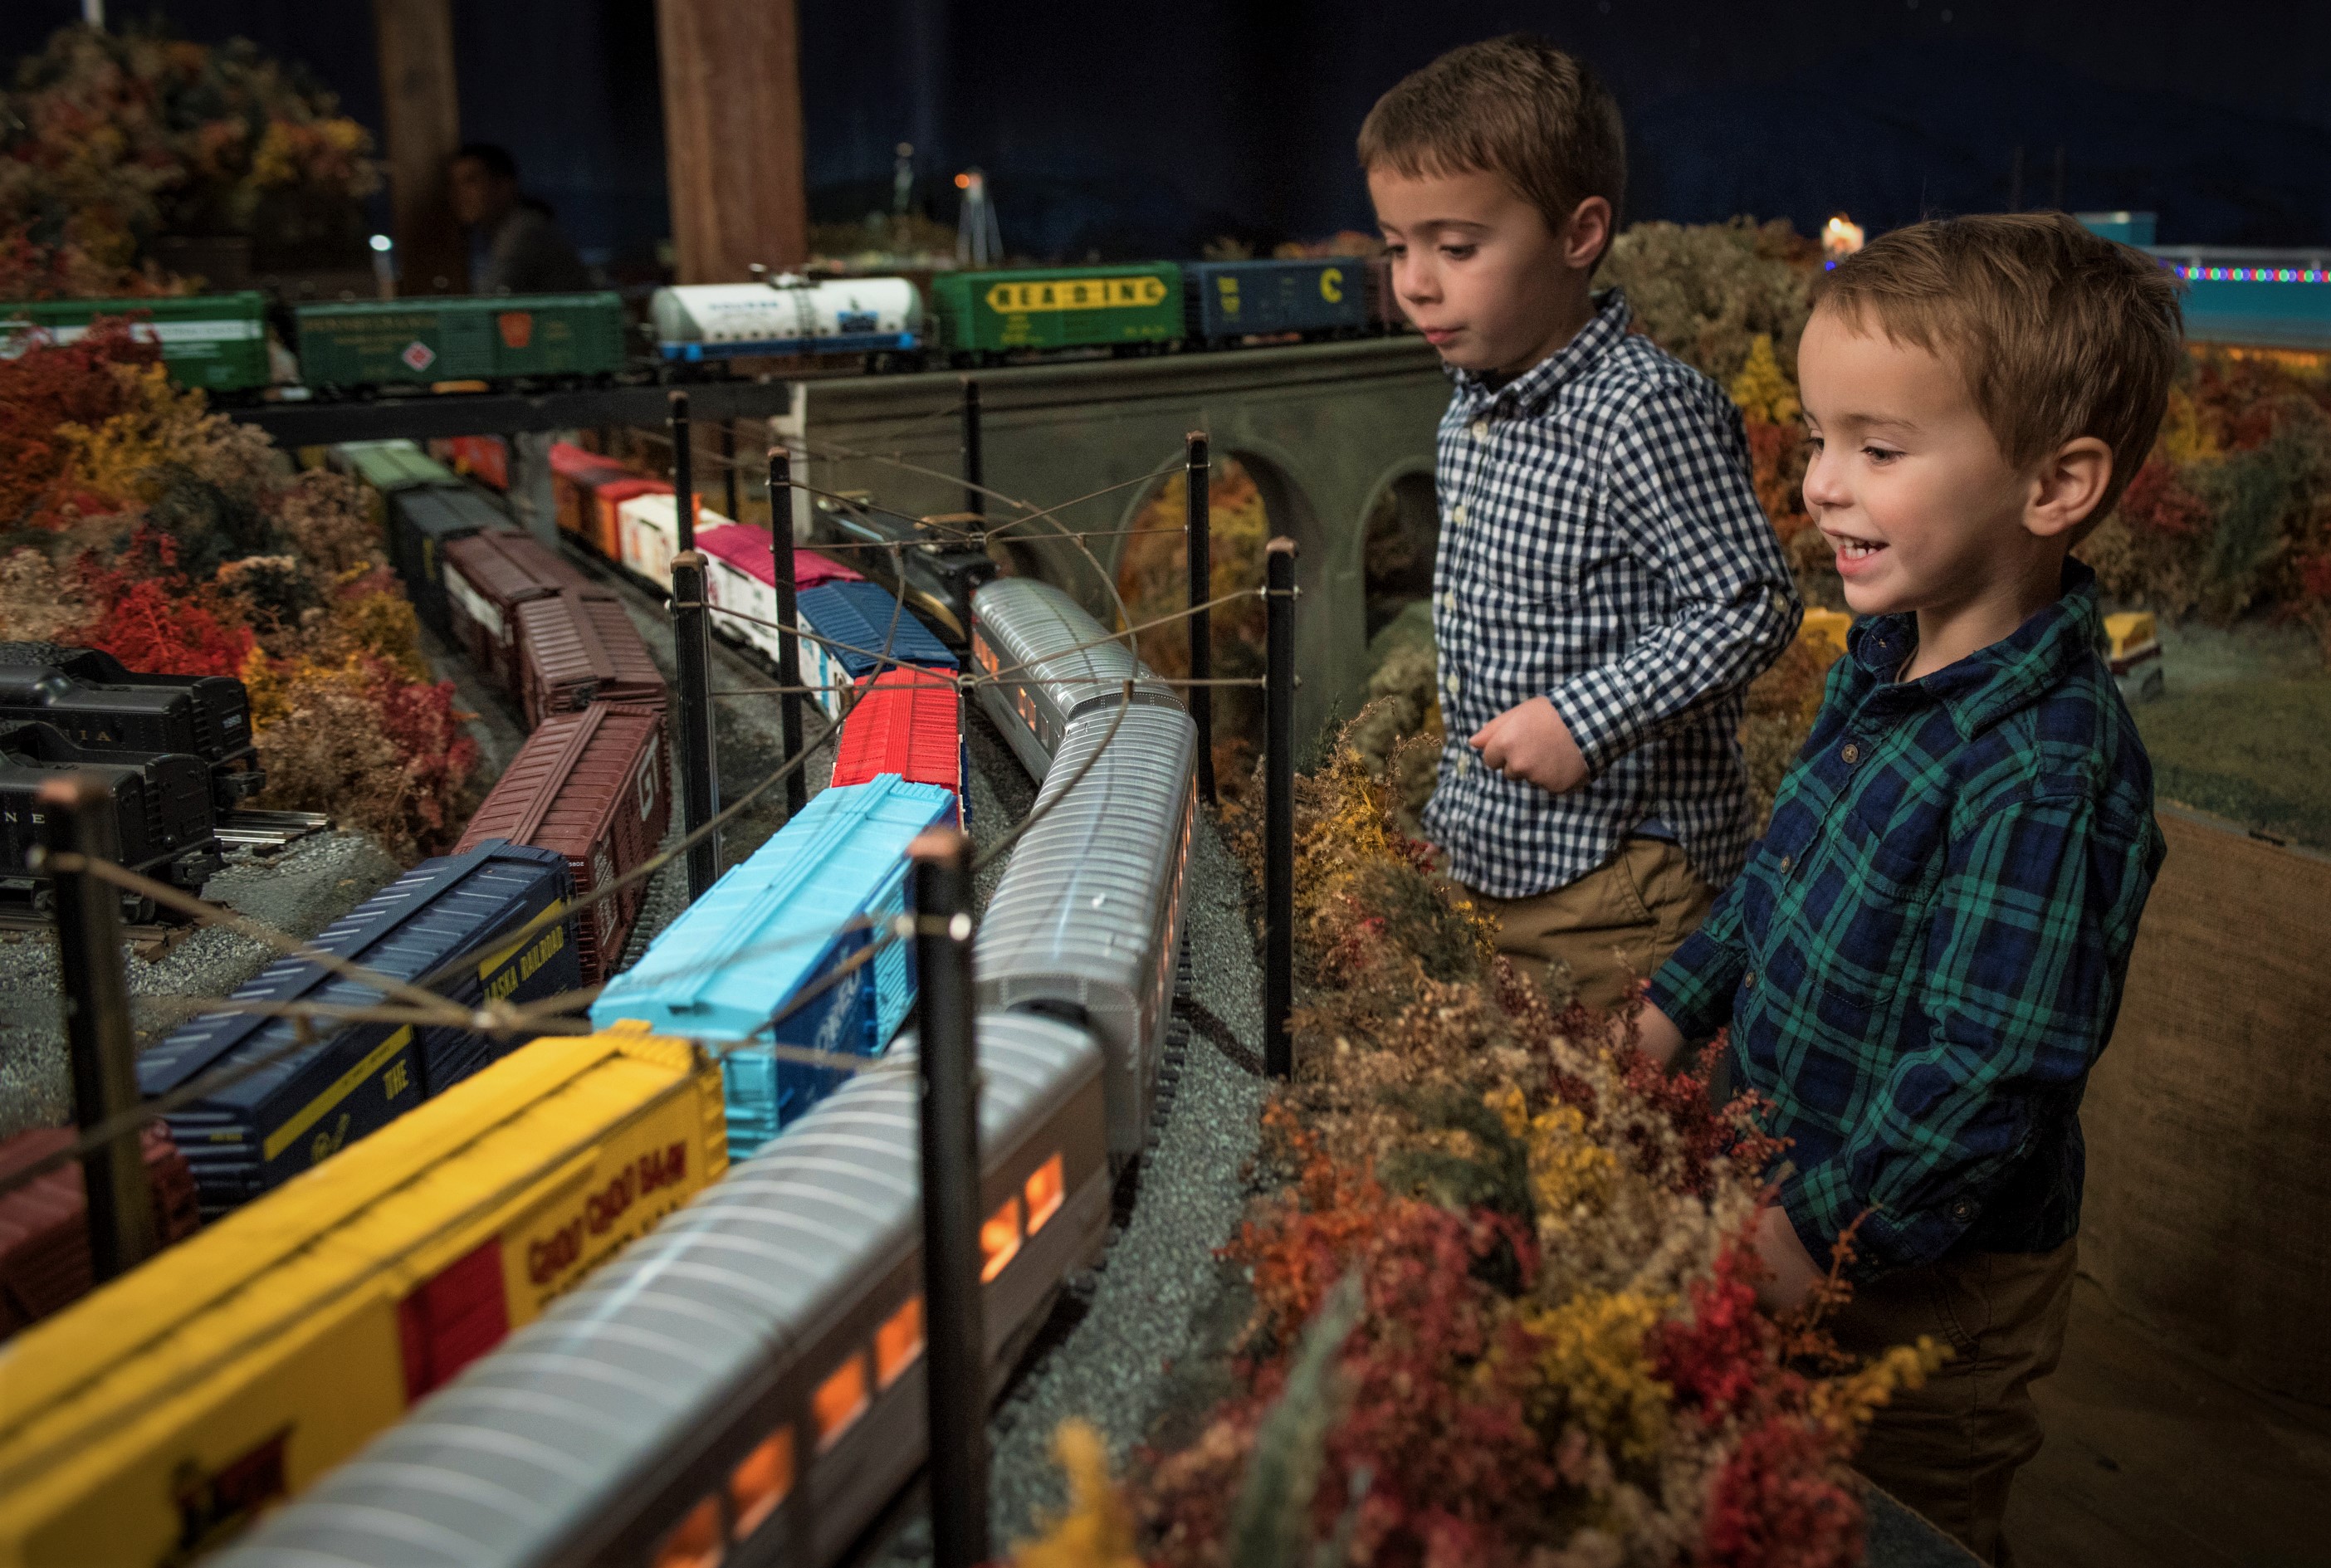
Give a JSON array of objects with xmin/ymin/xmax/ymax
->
[
  {"xmin": 1357, "ymin": 36, "xmax": 1625, "ymax": 255},
  {"xmin": 1810, "ymin": 212, "xmax": 2184, "ymax": 528}
]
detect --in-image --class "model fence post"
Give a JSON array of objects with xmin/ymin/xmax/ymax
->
[
  {"xmin": 960, "ymin": 377, "xmax": 985, "ymax": 519},
  {"xmin": 768, "ymin": 446, "xmax": 809, "ymax": 818},
  {"xmin": 1185, "ymin": 431, "xmax": 1216, "ymax": 805},
  {"xmin": 669, "ymin": 390, "xmax": 720, "ymax": 898},
  {"xmin": 911, "ymin": 829, "xmax": 990, "ymax": 1568},
  {"xmin": 719, "ymin": 418, "xmax": 740, "ymax": 525},
  {"xmin": 1263, "ymin": 536, "xmax": 1297, "ymax": 1078},
  {"xmin": 37, "ymin": 775, "xmax": 158, "ymax": 1282}
]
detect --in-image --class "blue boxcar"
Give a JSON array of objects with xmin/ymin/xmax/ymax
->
[
  {"xmin": 589, "ymin": 774, "xmax": 955, "ymax": 1157},
  {"xmin": 140, "ymin": 840, "xmax": 580, "ymax": 1215},
  {"xmin": 1183, "ymin": 258, "xmax": 1371, "ymax": 344},
  {"xmin": 796, "ymin": 581, "xmax": 960, "ymax": 719}
]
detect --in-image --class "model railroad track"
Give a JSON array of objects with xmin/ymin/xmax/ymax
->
[
  {"xmin": 213, "ymin": 808, "xmax": 334, "ymax": 851},
  {"xmin": 0, "ymin": 902, "xmax": 225, "ymax": 961}
]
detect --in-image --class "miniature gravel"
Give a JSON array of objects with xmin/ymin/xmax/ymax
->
[{"xmin": 0, "ymin": 829, "xmax": 400, "ymax": 1140}]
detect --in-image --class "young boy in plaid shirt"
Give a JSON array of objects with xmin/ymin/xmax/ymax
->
[
  {"xmin": 1639, "ymin": 215, "xmax": 2181, "ymax": 1562},
  {"xmin": 1361, "ymin": 39, "xmax": 1800, "ymax": 1011}
]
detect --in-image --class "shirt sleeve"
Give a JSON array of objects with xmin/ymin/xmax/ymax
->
[
  {"xmin": 1644, "ymin": 872, "xmax": 1748, "ymax": 1038},
  {"xmin": 1778, "ymin": 792, "xmax": 2150, "ymax": 1276},
  {"xmin": 1545, "ymin": 380, "xmax": 1801, "ymax": 776}
]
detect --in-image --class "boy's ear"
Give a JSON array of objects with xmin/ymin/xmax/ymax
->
[
  {"xmin": 1561, "ymin": 196, "xmax": 1613, "ymax": 273},
  {"xmin": 2024, "ymin": 436, "xmax": 2114, "ymax": 540}
]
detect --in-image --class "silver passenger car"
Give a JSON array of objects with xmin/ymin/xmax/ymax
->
[
  {"xmin": 975, "ymin": 700, "xmax": 1197, "ymax": 1165},
  {"xmin": 969, "ymin": 576, "xmax": 1177, "ymax": 780},
  {"xmin": 215, "ymin": 1013, "xmax": 1109, "ymax": 1568}
]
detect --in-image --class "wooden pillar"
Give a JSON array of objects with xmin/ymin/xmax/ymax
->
[
  {"xmin": 372, "ymin": 0, "xmax": 465, "ymax": 295},
  {"xmin": 656, "ymin": 0, "xmax": 809, "ymax": 282}
]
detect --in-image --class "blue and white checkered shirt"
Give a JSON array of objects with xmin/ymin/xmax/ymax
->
[{"xmin": 1425, "ymin": 289, "xmax": 1801, "ymax": 898}]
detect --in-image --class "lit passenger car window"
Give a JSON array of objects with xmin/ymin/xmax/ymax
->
[
  {"xmin": 877, "ymin": 1295, "xmax": 926, "ymax": 1388},
  {"xmin": 652, "ymin": 1494, "xmax": 722, "ymax": 1568},
  {"xmin": 814, "ymin": 1353, "xmax": 871, "ymax": 1450},
  {"xmin": 1024, "ymin": 1153, "xmax": 1065, "ymax": 1234},
  {"xmin": 727, "ymin": 1426, "xmax": 794, "ymax": 1539},
  {"xmin": 980, "ymin": 1194, "xmax": 1023, "ymax": 1282}
]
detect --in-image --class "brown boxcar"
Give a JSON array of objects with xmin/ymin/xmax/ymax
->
[
  {"xmin": 454, "ymin": 702, "xmax": 668, "ymax": 980},
  {"xmin": 0, "ymin": 1125, "xmax": 201, "ymax": 1341},
  {"xmin": 443, "ymin": 531, "xmax": 600, "ymax": 704},
  {"xmin": 513, "ymin": 589, "xmax": 667, "ymax": 730}
]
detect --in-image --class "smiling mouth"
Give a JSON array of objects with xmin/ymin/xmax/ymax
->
[{"xmin": 1829, "ymin": 535, "xmax": 1888, "ymax": 560}]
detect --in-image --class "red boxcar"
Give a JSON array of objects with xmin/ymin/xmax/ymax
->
[
  {"xmin": 831, "ymin": 665, "xmax": 967, "ymax": 827},
  {"xmin": 514, "ymin": 589, "xmax": 667, "ymax": 729},
  {"xmin": 455, "ymin": 701, "xmax": 668, "ymax": 981},
  {"xmin": 550, "ymin": 442, "xmax": 633, "ymax": 546},
  {"xmin": 0, "ymin": 1125, "xmax": 201, "ymax": 1341},
  {"xmin": 442, "ymin": 534, "xmax": 576, "ymax": 702}
]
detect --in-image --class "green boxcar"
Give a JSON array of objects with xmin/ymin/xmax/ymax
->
[
  {"xmin": 325, "ymin": 440, "xmax": 465, "ymax": 540},
  {"xmin": 0, "ymin": 292, "xmax": 271, "ymax": 392},
  {"xmin": 293, "ymin": 292, "xmax": 627, "ymax": 386},
  {"xmin": 930, "ymin": 265, "xmax": 1185, "ymax": 354}
]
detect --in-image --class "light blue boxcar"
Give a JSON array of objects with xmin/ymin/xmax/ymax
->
[{"xmin": 589, "ymin": 774, "xmax": 954, "ymax": 1157}]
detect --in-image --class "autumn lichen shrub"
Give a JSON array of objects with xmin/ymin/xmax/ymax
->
[{"xmin": 1019, "ymin": 725, "xmax": 1945, "ymax": 1568}]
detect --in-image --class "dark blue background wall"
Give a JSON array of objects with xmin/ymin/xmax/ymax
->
[{"xmin": 7, "ymin": 2, "xmax": 2326, "ymax": 267}]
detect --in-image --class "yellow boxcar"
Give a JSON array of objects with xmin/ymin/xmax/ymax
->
[{"xmin": 0, "ymin": 1024, "xmax": 726, "ymax": 1568}]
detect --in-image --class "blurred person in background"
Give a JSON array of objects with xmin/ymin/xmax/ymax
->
[{"xmin": 447, "ymin": 142, "xmax": 589, "ymax": 294}]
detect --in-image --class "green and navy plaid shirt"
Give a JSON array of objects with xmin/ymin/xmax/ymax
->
[{"xmin": 1648, "ymin": 561, "xmax": 2164, "ymax": 1278}]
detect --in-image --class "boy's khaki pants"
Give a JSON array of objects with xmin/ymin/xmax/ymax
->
[
  {"xmin": 1464, "ymin": 836, "xmax": 1713, "ymax": 1013},
  {"xmin": 1827, "ymin": 1238, "xmax": 2079, "ymax": 1567}
]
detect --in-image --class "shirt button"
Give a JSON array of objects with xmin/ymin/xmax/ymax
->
[
  {"xmin": 1743, "ymin": 970, "xmax": 1757, "ymax": 989},
  {"xmin": 1950, "ymin": 1197, "xmax": 1976, "ymax": 1224},
  {"xmin": 1450, "ymin": 502, "xmax": 1468, "ymax": 527},
  {"xmin": 1778, "ymin": 853, "xmax": 1794, "ymax": 874},
  {"xmin": 1456, "ymin": 754, "xmax": 1471, "ymax": 775},
  {"xmin": 1442, "ymin": 589, "xmax": 1458, "ymax": 611},
  {"xmin": 1470, "ymin": 418, "xmax": 1490, "ymax": 442},
  {"xmin": 1840, "ymin": 742, "xmax": 1860, "ymax": 765},
  {"xmin": 1443, "ymin": 672, "xmax": 1460, "ymax": 695}
]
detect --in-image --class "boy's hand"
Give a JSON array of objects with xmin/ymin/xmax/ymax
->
[
  {"xmin": 1470, "ymin": 696, "xmax": 1591, "ymax": 794},
  {"xmin": 1632, "ymin": 1002, "xmax": 1688, "ymax": 1071},
  {"xmin": 1753, "ymin": 1203, "xmax": 1825, "ymax": 1315}
]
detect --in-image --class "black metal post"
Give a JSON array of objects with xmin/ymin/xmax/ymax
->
[
  {"xmin": 672, "ymin": 548, "xmax": 721, "ymax": 900},
  {"xmin": 37, "ymin": 776, "xmax": 158, "ymax": 1282},
  {"xmin": 1263, "ymin": 537, "xmax": 1297, "ymax": 1078},
  {"xmin": 719, "ymin": 418, "xmax": 740, "ymax": 524},
  {"xmin": 768, "ymin": 446, "xmax": 808, "ymax": 818},
  {"xmin": 1185, "ymin": 431, "xmax": 1216, "ymax": 805},
  {"xmin": 911, "ymin": 829, "xmax": 989, "ymax": 1568},
  {"xmin": 960, "ymin": 377, "xmax": 985, "ymax": 520},
  {"xmin": 669, "ymin": 389, "xmax": 697, "ymax": 553}
]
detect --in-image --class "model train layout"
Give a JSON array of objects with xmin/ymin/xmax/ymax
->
[
  {"xmin": 1, "ymin": 254, "xmax": 1405, "ymax": 400},
  {"xmin": 0, "ymin": 428, "xmax": 1200, "ymax": 1568}
]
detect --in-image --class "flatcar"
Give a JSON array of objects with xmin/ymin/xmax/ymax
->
[
  {"xmin": 590, "ymin": 774, "xmax": 955, "ymax": 1159},
  {"xmin": 0, "ymin": 1025, "xmax": 727, "ymax": 1568},
  {"xmin": 442, "ymin": 529, "xmax": 595, "ymax": 704},
  {"xmin": 0, "ymin": 722, "xmax": 222, "ymax": 906},
  {"xmin": 293, "ymin": 292, "xmax": 628, "ymax": 388},
  {"xmin": 213, "ymin": 1012, "xmax": 1109, "ymax": 1568},
  {"xmin": 0, "ymin": 1125, "xmax": 200, "ymax": 1341},
  {"xmin": 698, "ymin": 522, "xmax": 859, "ymax": 662},
  {"xmin": 139, "ymin": 840, "xmax": 583, "ymax": 1217},
  {"xmin": 0, "ymin": 643, "xmax": 263, "ymax": 811},
  {"xmin": 0, "ymin": 291, "xmax": 271, "ymax": 392},
  {"xmin": 795, "ymin": 580, "xmax": 959, "ymax": 719},
  {"xmin": 513, "ymin": 589, "xmax": 668, "ymax": 728},
  {"xmin": 1183, "ymin": 256, "xmax": 1371, "ymax": 346},
  {"xmin": 618, "ymin": 491, "xmax": 735, "ymax": 594},
  {"xmin": 455, "ymin": 702, "xmax": 668, "ymax": 983},
  {"xmin": 976, "ymin": 699, "xmax": 1196, "ymax": 1166},
  {"xmin": 832, "ymin": 666, "xmax": 968, "ymax": 828},
  {"xmin": 650, "ymin": 274, "xmax": 923, "ymax": 364},
  {"xmin": 969, "ymin": 574, "xmax": 1177, "ymax": 779}
]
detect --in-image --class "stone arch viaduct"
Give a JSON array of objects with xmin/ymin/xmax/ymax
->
[{"xmin": 779, "ymin": 337, "xmax": 1448, "ymax": 742}]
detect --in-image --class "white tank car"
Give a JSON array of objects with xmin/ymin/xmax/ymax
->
[{"xmin": 652, "ymin": 276, "xmax": 923, "ymax": 362}]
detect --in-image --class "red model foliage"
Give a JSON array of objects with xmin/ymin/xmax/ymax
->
[
  {"xmin": 1701, "ymin": 1412, "xmax": 1867, "ymax": 1568},
  {"xmin": 2115, "ymin": 454, "xmax": 2211, "ymax": 538},
  {"xmin": 67, "ymin": 531, "xmax": 253, "ymax": 677},
  {"xmin": 0, "ymin": 315, "xmax": 159, "ymax": 527},
  {"xmin": 1649, "ymin": 1243, "xmax": 1778, "ymax": 1421}
]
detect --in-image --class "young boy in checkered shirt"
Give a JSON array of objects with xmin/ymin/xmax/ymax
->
[
  {"xmin": 1639, "ymin": 217, "xmax": 2179, "ymax": 1561},
  {"xmin": 1361, "ymin": 38, "xmax": 1800, "ymax": 1012}
]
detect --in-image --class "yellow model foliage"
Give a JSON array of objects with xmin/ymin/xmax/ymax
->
[
  {"xmin": 1521, "ymin": 1289, "xmax": 1674, "ymax": 1468},
  {"xmin": 1728, "ymin": 334, "xmax": 1801, "ymax": 426},
  {"xmin": 1010, "ymin": 1420, "xmax": 1143, "ymax": 1568}
]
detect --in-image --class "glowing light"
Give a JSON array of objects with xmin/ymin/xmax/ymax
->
[
  {"xmin": 1822, "ymin": 215, "xmax": 1865, "ymax": 260},
  {"xmin": 953, "ymin": 173, "xmax": 970, "ymax": 189},
  {"xmin": 369, "ymin": 233, "xmax": 393, "ymax": 253},
  {"xmin": 2172, "ymin": 263, "xmax": 2330, "ymax": 285}
]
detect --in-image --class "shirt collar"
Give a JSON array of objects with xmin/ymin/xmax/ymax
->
[
  {"xmin": 1448, "ymin": 288, "xmax": 1634, "ymax": 419},
  {"xmin": 1845, "ymin": 559, "xmax": 2105, "ymax": 741}
]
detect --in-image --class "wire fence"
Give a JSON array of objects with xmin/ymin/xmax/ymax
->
[{"xmin": 2, "ymin": 429, "xmax": 1241, "ymax": 1209}]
